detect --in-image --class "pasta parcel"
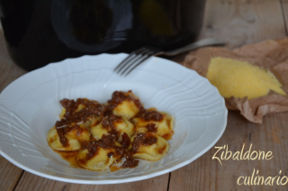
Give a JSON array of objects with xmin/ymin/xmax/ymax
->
[{"xmin": 47, "ymin": 90, "xmax": 174, "ymax": 171}]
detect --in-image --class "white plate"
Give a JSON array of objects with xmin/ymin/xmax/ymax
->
[{"xmin": 0, "ymin": 53, "xmax": 227, "ymax": 184}]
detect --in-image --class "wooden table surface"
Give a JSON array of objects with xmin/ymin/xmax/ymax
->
[{"xmin": 1, "ymin": 0, "xmax": 288, "ymax": 190}]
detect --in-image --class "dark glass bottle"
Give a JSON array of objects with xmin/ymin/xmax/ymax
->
[{"xmin": 0, "ymin": 0, "xmax": 206, "ymax": 71}]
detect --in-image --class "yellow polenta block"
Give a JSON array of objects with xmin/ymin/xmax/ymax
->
[{"xmin": 206, "ymin": 57, "xmax": 286, "ymax": 99}]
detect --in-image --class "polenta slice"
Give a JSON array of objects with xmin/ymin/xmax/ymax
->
[{"xmin": 207, "ymin": 57, "xmax": 286, "ymax": 99}]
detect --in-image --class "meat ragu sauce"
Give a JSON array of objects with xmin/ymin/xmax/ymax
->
[
  {"xmin": 55, "ymin": 98, "xmax": 104, "ymax": 147},
  {"xmin": 47, "ymin": 90, "xmax": 174, "ymax": 172}
]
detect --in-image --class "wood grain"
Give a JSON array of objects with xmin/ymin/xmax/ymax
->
[
  {"xmin": 0, "ymin": 29, "xmax": 170, "ymax": 190},
  {"xmin": 0, "ymin": 30, "xmax": 25, "ymax": 90},
  {"xmin": 280, "ymin": 0, "xmax": 288, "ymax": 35},
  {"xmin": 14, "ymin": 173, "xmax": 169, "ymax": 191},
  {"xmin": 0, "ymin": 157, "xmax": 23, "ymax": 191},
  {"xmin": 1, "ymin": 0, "xmax": 288, "ymax": 190},
  {"xmin": 169, "ymin": 0, "xmax": 288, "ymax": 190},
  {"xmin": 0, "ymin": 29, "xmax": 26, "ymax": 191},
  {"xmin": 0, "ymin": 26, "xmax": 169, "ymax": 191},
  {"xmin": 200, "ymin": 0, "xmax": 287, "ymax": 48},
  {"xmin": 169, "ymin": 112, "xmax": 288, "ymax": 191}
]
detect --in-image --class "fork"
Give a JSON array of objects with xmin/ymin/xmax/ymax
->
[{"xmin": 114, "ymin": 38, "xmax": 225, "ymax": 76}]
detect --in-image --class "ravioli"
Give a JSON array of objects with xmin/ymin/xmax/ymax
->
[
  {"xmin": 76, "ymin": 147, "xmax": 115, "ymax": 171},
  {"xmin": 47, "ymin": 126, "xmax": 90, "ymax": 151},
  {"xmin": 107, "ymin": 91, "xmax": 143, "ymax": 119},
  {"xmin": 133, "ymin": 109, "xmax": 174, "ymax": 140},
  {"xmin": 91, "ymin": 115, "xmax": 134, "ymax": 140},
  {"xmin": 90, "ymin": 123, "xmax": 109, "ymax": 140},
  {"xmin": 47, "ymin": 90, "xmax": 174, "ymax": 172},
  {"xmin": 132, "ymin": 133, "xmax": 169, "ymax": 161}
]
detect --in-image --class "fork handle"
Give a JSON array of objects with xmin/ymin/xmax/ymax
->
[{"xmin": 157, "ymin": 38, "xmax": 226, "ymax": 57}]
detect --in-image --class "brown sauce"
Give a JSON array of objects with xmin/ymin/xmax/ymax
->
[
  {"xmin": 158, "ymin": 146, "xmax": 167, "ymax": 154},
  {"xmin": 50, "ymin": 90, "xmax": 173, "ymax": 171},
  {"xmin": 136, "ymin": 109, "xmax": 163, "ymax": 121},
  {"xmin": 145, "ymin": 124, "xmax": 157, "ymax": 132},
  {"xmin": 131, "ymin": 133, "xmax": 157, "ymax": 153},
  {"xmin": 106, "ymin": 90, "xmax": 144, "ymax": 114},
  {"xmin": 55, "ymin": 150, "xmax": 79, "ymax": 167},
  {"xmin": 56, "ymin": 124, "xmax": 78, "ymax": 147},
  {"xmin": 101, "ymin": 115, "xmax": 122, "ymax": 130},
  {"xmin": 162, "ymin": 133, "xmax": 173, "ymax": 140}
]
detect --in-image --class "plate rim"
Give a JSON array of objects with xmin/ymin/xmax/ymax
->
[{"xmin": 0, "ymin": 53, "xmax": 228, "ymax": 184}]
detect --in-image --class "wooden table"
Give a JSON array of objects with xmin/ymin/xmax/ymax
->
[{"xmin": 1, "ymin": 0, "xmax": 288, "ymax": 190}]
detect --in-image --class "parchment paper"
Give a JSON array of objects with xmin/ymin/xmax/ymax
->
[{"xmin": 181, "ymin": 38, "xmax": 288, "ymax": 123}]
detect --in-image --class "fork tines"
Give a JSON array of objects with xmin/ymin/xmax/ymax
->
[{"xmin": 114, "ymin": 47, "xmax": 159, "ymax": 76}]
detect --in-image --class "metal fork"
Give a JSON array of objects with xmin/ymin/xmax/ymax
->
[{"xmin": 114, "ymin": 38, "xmax": 225, "ymax": 76}]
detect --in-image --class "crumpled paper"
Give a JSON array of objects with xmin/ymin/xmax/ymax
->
[{"xmin": 181, "ymin": 38, "xmax": 288, "ymax": 123}]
